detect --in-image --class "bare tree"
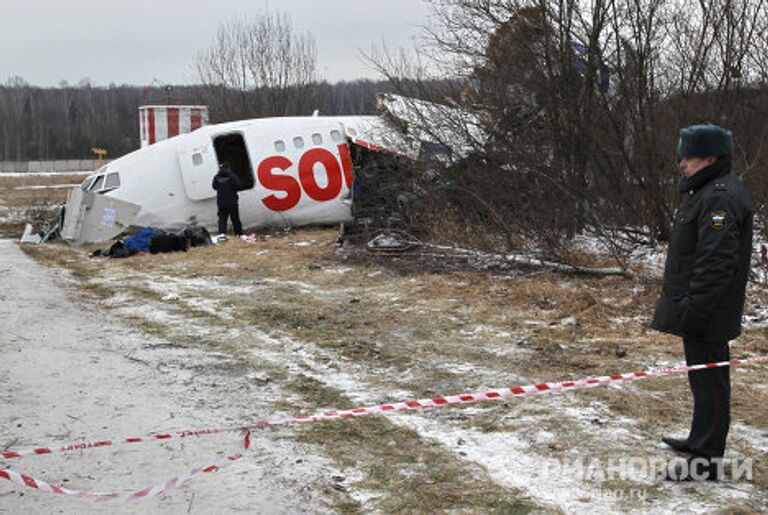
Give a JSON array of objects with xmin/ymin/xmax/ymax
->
[
  {"xmin": 195, "ymin": 12, "xmax": 317, "ymax": 120},
  {"xmin": 367, "ymin": 0, "xmax": 768, "ymax": 259}
]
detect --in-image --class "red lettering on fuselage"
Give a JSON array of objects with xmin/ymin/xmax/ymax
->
[
  {"xmin": 299, "ymin": 148, "xmax": 343, "ymax": 202},
  {"xmin": 257, "ymin": 155, "xmax": 302, "ymax": 212},
  {"xmin": 257, "ymin": 143, "xmax": 354, "ymax": 212}
]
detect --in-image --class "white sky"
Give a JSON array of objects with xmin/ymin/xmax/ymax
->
[{"xmin": 0, "ymin": 0, "xmax": 432, "ymax": 87}]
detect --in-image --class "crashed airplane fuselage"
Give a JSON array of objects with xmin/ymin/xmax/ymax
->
[{"xmin": 62, "ymin": 115, "xmax": 416, "ymax": 244}]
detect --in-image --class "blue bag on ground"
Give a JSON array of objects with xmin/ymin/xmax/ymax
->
[{"xmin": 123, "ymin": 227, "xmax": 157, "ymax": 253}]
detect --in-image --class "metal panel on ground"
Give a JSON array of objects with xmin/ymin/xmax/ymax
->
[{"xmin": 60, "ymin": 187, "xmax": 141, "ymax": 245}]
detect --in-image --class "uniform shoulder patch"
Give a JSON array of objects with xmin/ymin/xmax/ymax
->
[{"xmin": 710, "ymin": 210, "xmax": 728, "ymax": 229}]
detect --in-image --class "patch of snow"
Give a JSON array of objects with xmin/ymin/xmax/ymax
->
[
  {"xmin": 113, "ymin": 303, "xmax": 193, "ymax": 327},
  {"xmin": 731, "ymin": 422, "xmax": 768, "ymax": 453},
  {"xmin": 522, "ymin": 319, "xmax": 548, "ymax": 327},
  {"xmin": 323, "ymin": 266, "xmax": 354, "ymax": 274},
  {"xmin": 262, "ymin": 277, "xmax": 316, "ymax": 293},
  {"xmin": 629, "ymin": 244, "xmax": 667, "ymax": 276},
  {"xmin": 237, "ymin": 325, "xmax": 676, "ymax": 513},
  {"xmin": 99, "ymin": 292, "xmax": 134, "ymax": 307},
  {"xmin": 743, "ymin": 303, "xmax": 768, "ymax": 328},
  {"xmin": 435, "ymin": 362, "xmax": 478, "ymax": 375},
  {"xmin": 394, "ymin": 412, "xmax": 642, "ymax": 514}
]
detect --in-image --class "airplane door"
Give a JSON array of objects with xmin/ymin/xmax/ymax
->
[{"xmin": 176, "ymin": 131, "xmax": 218, "ymax": 201}]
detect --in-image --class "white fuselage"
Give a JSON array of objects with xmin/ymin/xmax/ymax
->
[{"xmin": 81, "ymin": 115, "xmax": 392, "ymax": 232}]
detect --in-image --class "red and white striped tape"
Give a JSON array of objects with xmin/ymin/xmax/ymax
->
[
  {"xmin": 248, "ymin": 355, "xmax": 768, "ymax": 427},
  {"xmin": 0, "ymin": 431, "xmax": 250, "ymax": 503},
  {"xmin": 2, "ymin": 355, "xmax": 766, "ymax": 502},
  {"xmin": 0, "ymin": 448, "xmax": 244, "ymax": 503}
]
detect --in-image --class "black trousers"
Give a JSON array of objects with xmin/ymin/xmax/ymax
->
[
  {"xmin": 218, "ymin": 205, "xmax": 243, "ymax": 235},
  {"xmin": 683, "ymin": 337, "xmax": 730, "ymax": 458}
]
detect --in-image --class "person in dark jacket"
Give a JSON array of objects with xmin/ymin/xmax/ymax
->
[
  {"xmin": 212, "ymin": 162, "xmax": 243, "ymax": 236},
  {"xmin": 651, "ymin": 124, "xmax": 753, "ymax": 480}
]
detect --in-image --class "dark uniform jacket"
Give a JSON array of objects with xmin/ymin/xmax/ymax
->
[
  {"xmin": 651, "ymin": 158, "xmax": 753, "ymax": 342},
  {"xmin": 211, "ymin": 170, "xmax": 242, "ymax": 208}
]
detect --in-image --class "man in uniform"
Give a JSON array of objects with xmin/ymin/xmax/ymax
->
[
  {"xmin": 651, "ymin": 124, "xmax": 753, "ymax": 480},
  {"xmin": 212, "ymin": 162, "xmax": 243, "ymax": 236}
]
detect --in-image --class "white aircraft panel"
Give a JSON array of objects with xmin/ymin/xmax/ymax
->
[{"xmin": 176, "ymin": 131, "xmax": 218, "ymax": 201}]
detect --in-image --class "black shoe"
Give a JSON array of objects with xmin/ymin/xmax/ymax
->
[
  {"xmin": 662, "ymin": 436, "xmax": 691, "ymax": 453},
  {"xmin": 662, "ymin": 457, "xmax": 721, "ymax": 481}
]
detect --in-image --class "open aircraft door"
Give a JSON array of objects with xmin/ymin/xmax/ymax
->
[{"xmin": 176, "ymin": 130, "xmax": 219, "ymax": 201}]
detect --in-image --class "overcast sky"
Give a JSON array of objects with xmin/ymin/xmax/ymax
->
[{"xmin": 0, "ymin": 0, "xmax": 432, "ymax": 87}]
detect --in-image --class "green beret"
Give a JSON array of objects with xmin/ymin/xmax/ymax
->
[{"xmin": 677, "ymin": 124, "xmax": 733, "ymax": 159}]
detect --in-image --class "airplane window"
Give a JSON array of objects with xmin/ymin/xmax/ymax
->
[
  {"xmin": 80, "ymin": 176, "xmax": 95, "ymax": 191},
  {"xmin": 103, "ymin": 173, "xmax": 120, "ymax": 190},
  {"xmin": 89, "ymin": 175, "xmax": 104, "ymax": 192},
  {"xmin": 192, "ymin": 153, "xmax": 203, "ymax": 166},
  {"xmin": 293, "ymin": 136, "xmax": 305, "ymax": 149},
  {"xmin": 275, "ymin": 140, "xmax": 286, "ymax": 152},
  {"xmin": 348, "ymin": 127, "xmax": 358, "ymax": 136},
  {"xmin": 330, "ymin": 130, "xmax": 342, "ymax": 142},
  {"xmin": 312, "ymin": 133, "xmax": 323, "ymax": 145}
]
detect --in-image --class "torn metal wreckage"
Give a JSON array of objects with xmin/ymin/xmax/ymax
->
[{"xmin": 47, "ymin": 94, "xmax": 475, "ymax": 246}]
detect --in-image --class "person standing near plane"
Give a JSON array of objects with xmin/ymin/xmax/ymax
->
[
  {"xmin": 212, "ymin": 162, "xmax": 243, "ymax": 236},
  {"xmin": 651, "ymin": 124, "xmax": 753, "ymax": 480}
]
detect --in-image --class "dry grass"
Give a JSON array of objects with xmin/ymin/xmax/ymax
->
[
  {"xmin": 0, "ymin": 173, "xmax": 87, "ymax": 188},
  {"xmin": 20, "ymin": 227, "xmax": 768, "ymax": 511},
  {"xmin": 0, "ymin": 174, "xmax": 79, "ymax": 237},
  {"xmin": 299, "ymin": 417, "xmax": 532, "ymax": 514}
]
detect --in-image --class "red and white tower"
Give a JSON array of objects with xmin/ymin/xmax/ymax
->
[{"xmin": 139, "ymin": 105, "xmax": 209, "ymax": 148}]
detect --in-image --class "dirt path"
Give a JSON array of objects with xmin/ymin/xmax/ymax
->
[{"xmin": 0, "ymin": 240, "xmax": 336, "ymax": 514}]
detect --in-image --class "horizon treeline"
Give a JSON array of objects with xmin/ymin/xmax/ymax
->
[{"xmin": 0, "ymin": 78, "xmax": 395, "ymax": 161}]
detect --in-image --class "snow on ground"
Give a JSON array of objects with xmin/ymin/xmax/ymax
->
[
  {"xmin": 148, "ymin": 300, "xmax": 741, "ymax": 514},
  {"xmin": 0, "ymin": 241, "xmax": 345, "ymax": 514},
  {"xmin": 289, "ymin": 342, "xmax": 728, "ymax": 514},
  {"xmin": 78, "ymin": 270, "xmax": 384, "ymax": 508},
  {"xmin": 731, "ymin": 423, "xmax": 768, "ymax": 454},
  {"xmin": 9, "ymin": 231, "xmax": 768, "ymax": 512},
  {"xmin": 743, "ymin": 304, "xmax": 768, "ymax": 328}
]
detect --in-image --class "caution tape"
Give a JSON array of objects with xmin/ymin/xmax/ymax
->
[
  {"xmin": 2, "ymin": 355, "xmax": 766, "ymax": 502},
  {"xmin": 0, "ymin": 448, "xmax": 244, "ymax": 502},
  {"xmin": 0, "ymin": 430, "xmax": 250, "ymax": 503}
]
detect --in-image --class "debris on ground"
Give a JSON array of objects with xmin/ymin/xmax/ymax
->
[
  {"xmin": 366, "ymin": 231, "xmax": 416, "ymax": 253},
  {"xmin": 19, "ymin": 223, "xmax": 41, "ymax": 244},
  {"xmin": 89, "ymin": 226, "xmax": 214, "ymax": 259}
]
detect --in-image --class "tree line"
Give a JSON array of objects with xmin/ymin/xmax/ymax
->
[{"xmin": 0, "ymin": 78, "xmax": 394, "ymax": 162}]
